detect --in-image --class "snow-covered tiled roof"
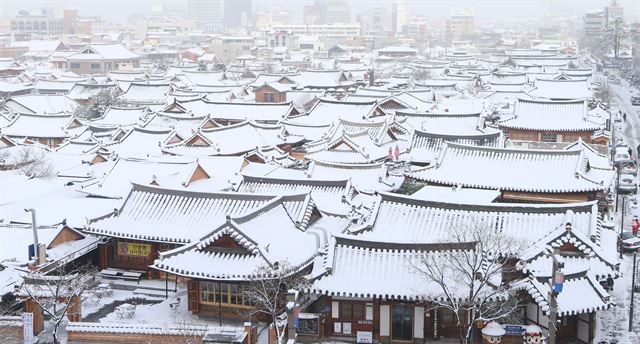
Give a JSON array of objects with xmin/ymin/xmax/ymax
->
[
  {"xmin": 238, "ymin": 174, "xmax": 355, "ymax": 214},
  {"xmin": 408, "ymin": 143, "xmax": 610, "ymax": 193},
  {"xmin": 120, "ymin": 83, "xmax": 171, "ymax": 104},
  {"xmin": 161, "ymin": 98, "xmax": 296, "ymax": 123},
  {"xmin": 409, "ymin": 129, "xmax": 502, "ymax": 163},
  {"xmin": 89, "ymin": 106, "xmax": 148, "ymax": 128},
  {"xmin": 530, "ymin": 78, "xmax": 593, "ymax": 100},
  {"xmin": 86, "ymin": 183, "xmax": 280, "ymax": 243},
  {"xmin": 354, "ymin": 192, "xmax": 601, "ymax": 246},
  {"xmin": 513, "ymin": 271, "xmax": 611, "ymax": 316},
  {"xmin": 152, "ymin": 194, "xmax": 323, "ymax": 280},
  {"xmin": 287, "ymin": 99, "xmax": 387, "ymax": 126},
  {"xmin": 499, "ymin": 99, "xmax": 602, "ymax": 132},
  {"xmin": 67, "ymin": 44, "xmax": 141, "ymax": 61},
  {"xmin": 163, "ymin": 121, "xmax": 304, "ymax": 157},
  {"xmin": 311, "ymin": 236, "xmax": 493, "ymax": 300},
  {"xmin": 3, "ymin": 94, "xmax": 79, "ymax": 115},
  {"xmin": 1, "ymin": 113, "xmax": 86, "ymax": 139}
]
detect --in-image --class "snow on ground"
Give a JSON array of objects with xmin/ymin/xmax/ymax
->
[{"xmin": 593, "ymin": 76, "xmax": 640, "ymax": 344}]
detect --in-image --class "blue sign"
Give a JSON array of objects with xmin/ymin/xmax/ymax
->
[
  {"xmin": 554, "ymin": 282, "xmax": 563, "ymax": 293},
  {"xmin": 504, "ymin": 325, "xmax": 524, "ymax": 336}
]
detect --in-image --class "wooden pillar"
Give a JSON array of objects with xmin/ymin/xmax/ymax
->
[
  {"xmin": 24, "ymin": 298, "xmax": 44, "ymax": 335},
  {"xmin": 379, "ymin": 304, "xmax": 390, "ymax": 344}
]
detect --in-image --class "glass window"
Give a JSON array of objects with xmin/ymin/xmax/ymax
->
[
  {"xmin": 391, "ymin": 305, "xmax": 413, "ymax": 341},
  {"xmin": 70, "ymin": 63, "xmax": 80, "ymax": 69},
  {"xmin": 200, "ymin": 282, "xmax": 248, "ymax": 306},
  {"xmin": 340, "ymin": 303, "xmax": 351, "ymax": 318},
  {"xmin": 91, "ymin": 63, "xmax": 100, "ymax": 69},
  {"xmin": 352, "ymin": 304, "xmax": 364, "ymax": 320},
  {"xmin": 540, "ymin": 132, "xmax": 557, "ymax": 142}
]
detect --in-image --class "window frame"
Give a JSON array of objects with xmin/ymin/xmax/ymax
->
[{"xmin": 199, "ymin": 281, "xmax": 250, "ymax": 307}]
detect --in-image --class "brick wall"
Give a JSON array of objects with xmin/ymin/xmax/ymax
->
[
  {"xmin": 67, "ymin": 331, "xmax": 204, "ymax": 343},
  {"xmin": 0, "ymin": 319, "xmax": 23, "ymax": 342}
]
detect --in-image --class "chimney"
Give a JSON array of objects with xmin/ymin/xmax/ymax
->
[{"xmin": 369, "ymin": 68, "xmax": 375, "ymax": 87}]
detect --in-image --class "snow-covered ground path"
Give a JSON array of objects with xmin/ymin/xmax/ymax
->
[{"xmin": 594, "ymin": 76, "xmax": 640, "ymax": 344}]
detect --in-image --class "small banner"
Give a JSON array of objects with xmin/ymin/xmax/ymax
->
[{"xmin": 117, "ymin": 242, "xmax": 151, "ymax": 256}]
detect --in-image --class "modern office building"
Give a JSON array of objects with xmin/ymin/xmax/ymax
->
[
  {"xmin": 224, "ymin": 0, "xmax": 251, "ymax": 27},
  {"xmin": 187, "ymin": 0, "xmax": 223, "ymax": 31}
]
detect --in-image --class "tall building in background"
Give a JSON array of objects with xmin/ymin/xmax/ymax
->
[
  {"xmin": 583, "ymin": 9, "xmax": 606, "ymax": 39},
  {"xmin": 445, "ymin": 6, "xmax": 475, "ymax": 40},
  {"xmin": 357, "ymin": 7, "xmax": 389, "ymax": 37},
  {"xmin": 10, "ymin": 9, "xmax": 64, "ymax": 39},
  {"xmin": 188, "ymin": 0, "xmax": 223, "ymax": 31},
  {"xmin": 392, "ymin": 0, "xmax": 407, "ymax": 35},
  {"xmin": 304, "ymin": 1, "xmax": 328, "ymax": 24},
  {"xmin": 326, "ymin": 0, "xmax": 350, "ymax": 24},
  {"xmin": 605, "ymin": 0, "xmax": 624, "ymax": 24},
  {"xmin": 224, "ymin": 0, "xmax": 251, "ymax": 28}
]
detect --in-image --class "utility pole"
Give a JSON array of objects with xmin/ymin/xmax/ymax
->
[
  {"xmin": 25, "ymin": 208, "xmax": 39, "ymax": 265},
  {"xmin": 547, "ymin": 247, "xmax": 565, "ymax": 344},
  {"xmin": 621, "ymin": 195, "xmax": 626, "ymax": 259},
  {"xmin": 630, "ymin": 252, "xmax": 637, "ymax": 332},
  {"xmin": 615, "ymin": 167, "xmax": 621, "ymax": 212}
]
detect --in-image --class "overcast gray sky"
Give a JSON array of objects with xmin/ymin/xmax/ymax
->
[{"xmin": 2, "ymin": 0, "xmax": 639, "ymax": 22}]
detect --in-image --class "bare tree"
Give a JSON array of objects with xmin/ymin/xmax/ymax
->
[
  {"xmin": 20, "ymin": 264, "xmax": 96, "ymax": 344},
  {"xmin": 411, "ymin": 222, "xmax": 526, "ymax": 344},
  {"xmin": 242, "ymin": 262, "xmax": 309, "ymax": 344},
  {"xmin": 9, "ymin": 146, "xmax": 54, "ymax": 178}
]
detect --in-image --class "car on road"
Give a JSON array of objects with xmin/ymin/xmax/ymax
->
[
  {"xmin": 631, "ymin": 96, "xmax": 640, "ymax": 106},
  {"xmin": 622, "ymin": 231, "xmax": 640, "ymax": 252},
  {"xmin": 617, "ymin": 174, "xmax": 637, "ymax": 194},
  {"xmin": 614, "ymin": 147, "xmax": 633, "ymax": 166},
  {"xmin": 620, "ymin": 161, "xmax": 638, "ymax": 176}
]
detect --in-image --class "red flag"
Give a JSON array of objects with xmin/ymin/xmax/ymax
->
[
  {"xmin": 394, "ymin": 144, "xmax": 400, "ymax": 160},
  {"xmin": 388, "ymin": 147, "xmax": 393, "ymax": 160}
]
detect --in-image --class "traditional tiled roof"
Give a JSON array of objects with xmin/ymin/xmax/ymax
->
[
  {"xmin": 353, "ymin": 192, "xmax": 602, "ymax": 246},
  {"xmin": 1, "ymin": 113, "xmax": 86, "ymax": 139},
  {"xmin": 409, "ymin": 129, "xmax": 502, "ymax": 163},
  {"xmin": 151, "ymin": 194, "xmax": 324, "ymax": 280},
  {"xmin": 67, "ymin": 44, "xmax": 141, "ymax": 61},
  {"xmin": 287, "ymin": 99, "xmax": 388, "ymax": 126},
  {"xmin": 89, "ymin": 106, "xmax": 148, "ymax": 128},
  {"xmin": 310, "ymin": 236, "xmax": 494, "ymax": 300},
  {"xmin": 513, "ymin": 271, "xmax": 611, "ymax": 316},
  {"xmin": 85, "ymin": 183, "xmax": 279, "ymax": 243},
  {"xmin": 308, "ymin": 160, "xmax": 403, "ymax": 193},
  {"xmin": 161, "ymin": 98, "xmax": 297, "ymax": 123},
  {"xmin": 396, "ymin": 110, "xmax": 486, "ymax": 135},
  {"xmin": 3, "ymin": 94, "xmax": 79, "ymax": 115},
  {"xmin": 162, "ymin": 121, "xmax": 304, "ymax": 156},
  {"xmin": 238, "ymin": 174, "xmax": 355, "ymax": 214},
  {"xmin": 530, "ymin": 79, "xmax": 593, "ymax": 100},
  {"xmin": 120, "ymin": 83, "xmax": 171, "ymax": 104},
  {"xmin": 499, "ymin": 99, "xmax": 601, "ymax": 132},
  {"xmin": 408, "ymin": 143, "xmax": 610, "ymax": 193},
  {"xmin": 518, "ymin": 216, "xmax": 619, "ymax": 279}
]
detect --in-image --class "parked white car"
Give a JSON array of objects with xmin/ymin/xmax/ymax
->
[{"xmin": 618, "ymin": 174, "xmax": 638, "ymax": 194}]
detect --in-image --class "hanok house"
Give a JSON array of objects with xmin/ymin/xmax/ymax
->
[
  {"xmin": 151, "ymin": 193, "xmax": 329, "ymax": 320},
  {"xmin": 254, "ymin": 82, "xmax": 292, "ymax": 103},
  {"xmin": 408, "ymin": 142, "xmax": 614, "ymax": 203},
  {"xmin": 65, "ymin": 43, "xmax": 141, "ymax": 74},
  {"xmin": 308, "ymin": 237, "xmax": 499, "ymax": 343},
  {"xmin": 499, "ymin": 99, "xmax": 604, "ymax": 144},
  {"xmin": 0, "ymin": 113, "xmax": 86, "ymax": 148},
  {"xmin": 310, "ymin": 192, "xmax": 618, "ymax": 343},
  {"xmin": 84, "ymin": 183, "xmax": 279, "ymax": 278},
  {"xmin": 512, "ymin": 215, "xmax": 618, "ymax": 343}
]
